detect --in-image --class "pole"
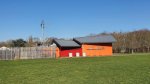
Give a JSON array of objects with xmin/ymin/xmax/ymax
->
[{"xmin": 41, "ymin": 20, "xmax": 45, "ymax": 46}]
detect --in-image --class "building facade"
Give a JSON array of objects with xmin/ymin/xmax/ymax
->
[
  {"xmin": 53, "ymin": 39, "xmax": 82, "ymax": 57},
  {"xmin": 54, "ymin": 35, "xmax": 116, "ymax": 58}
]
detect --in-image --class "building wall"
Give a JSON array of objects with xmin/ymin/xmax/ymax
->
[
  {"xmin": 60, "ymin": 47, "xmax": 82, "ymax": 57},
  {"xmin": 82, "ymin": 43, "xmax": 112, "ymax": 56},
  {"xmin": 56, "ymin": 47, "xmax": 60, "ymax": 58}
]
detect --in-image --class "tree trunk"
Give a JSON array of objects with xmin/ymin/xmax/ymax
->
[{"xmin": 148, "ymin": 47, "xmax": 150, "ymax": 52}]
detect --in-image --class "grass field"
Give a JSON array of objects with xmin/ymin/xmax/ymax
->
[{"xmin": 0, "ymin": 54, "xmax": 150, "ymax": 84}]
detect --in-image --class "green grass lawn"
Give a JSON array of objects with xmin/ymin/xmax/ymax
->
[{"xmin": 0, "ymin": 55, "xmax": 150, "ymax": 84}]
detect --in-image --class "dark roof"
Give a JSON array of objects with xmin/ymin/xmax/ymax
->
[
  {"xmin": 53, "ymin": 39, "xmax": 80, "ymax": 48},
  {"xmin": 73, "ymin": 35, "xmax": 116, "ymax": 44}
]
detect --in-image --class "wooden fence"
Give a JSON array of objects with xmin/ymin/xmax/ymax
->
[{"xmin": 0, "ymin": 47, "xmax": 56, "ymax": 60}]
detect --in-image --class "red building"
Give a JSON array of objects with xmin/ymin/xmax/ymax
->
[
  {"xmin": 53, "ymin": 39, "xmax": 82, "ymax": 57},
  {"xmin": 53, "ymin": 35, "xmax": 116, "ymax": 58}
]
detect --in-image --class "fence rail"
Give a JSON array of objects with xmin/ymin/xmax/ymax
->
[{"xmin": 0, "ymin": 47, "xmax": 56, "ymax": 60}]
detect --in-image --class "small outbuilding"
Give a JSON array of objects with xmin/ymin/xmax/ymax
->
[
  {"xmin": 73, "ymin": 35, "xmax": 116, "ymax": 57},
  {"xmin": 0, "ymin": 46, "xmax": 10, "ymax": 50},
  {"xmin": 53, "ymin": 39, "xmax": 82, "ymax": 57}
]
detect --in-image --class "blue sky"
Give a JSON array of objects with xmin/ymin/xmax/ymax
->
[{"xmin": 0, "ymin": 0, "xmax": 150, "ymax": 41}]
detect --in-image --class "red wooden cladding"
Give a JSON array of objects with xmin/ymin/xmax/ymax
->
[{"xmin": 60, "ymin": 47, "xmax": 82, "ymax": 57}]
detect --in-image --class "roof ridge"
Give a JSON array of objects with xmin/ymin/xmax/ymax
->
[{"xmin": 74, "ymin": 34, "xmax": 112, "ymax": 39}]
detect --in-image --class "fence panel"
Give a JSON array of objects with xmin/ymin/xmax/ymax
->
[{"xmin": 0, "ymin": 47, "xmax": 56, "ymax": 60}]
